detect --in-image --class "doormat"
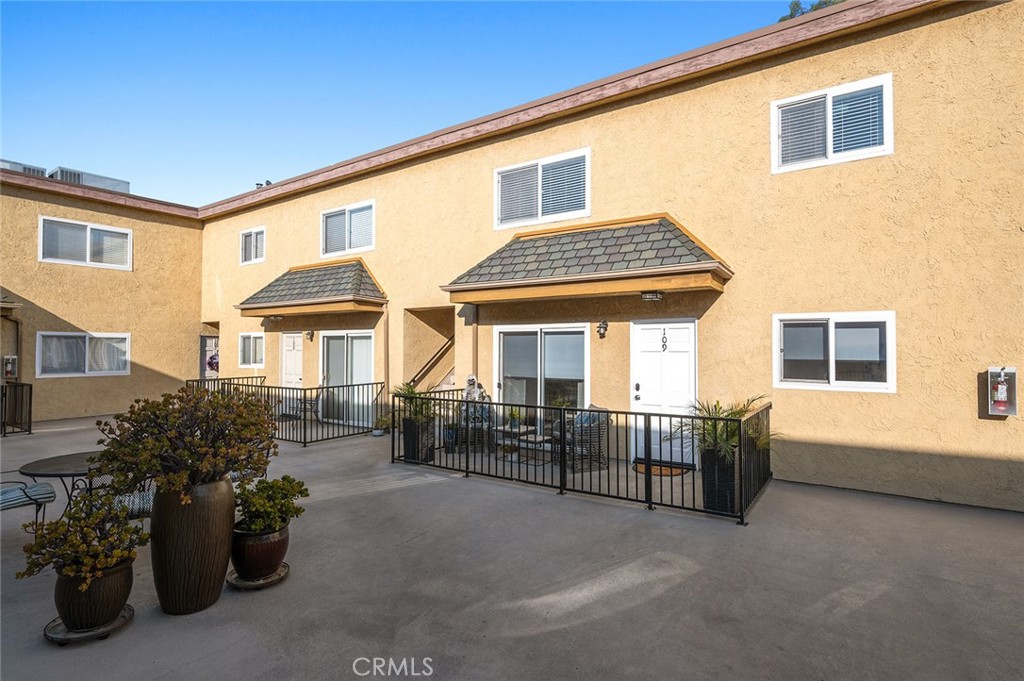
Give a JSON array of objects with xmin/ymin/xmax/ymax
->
[{"xmin": 632, "ymin": 463, "xmax": 690, "ymax": 477}]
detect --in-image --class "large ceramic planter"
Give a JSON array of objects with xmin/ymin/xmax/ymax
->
[
  {"xmin": 54, "ymin": 558, "xmax": 134, "ymax": 631},
  {"xmin": 402, "ymin": 418, "xmax": 435, "ymax": 463},
  {"xmin": 700, "ymin": 448, "xmax": 739, "ymax": 515},
  {"xmin": 151, "ymin": 476, "xmax": 234, "ymax": 615},
  {"xmin": 231, "ymin": 520, "xmax": 289, "ymax": 580}
]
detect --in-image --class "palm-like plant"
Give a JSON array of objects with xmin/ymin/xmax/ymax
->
[{"xmin": 675, "ymin": 395, "xmax": 771, "ymax": 463}]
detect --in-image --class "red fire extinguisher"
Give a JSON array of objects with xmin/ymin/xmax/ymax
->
[{"xmin": 992, "ymin": 371, "xmax": 1009, "ymax": 411}]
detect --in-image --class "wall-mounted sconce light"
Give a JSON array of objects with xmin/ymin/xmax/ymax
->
[
  {"xmin": 596, "ymin": 320, "xmax": 608, "ymax": 339},
  {"xmin": 640, "ymin": 290, "xmax": 664, "ymax": 302},
  {"xmin": 305, "ymin": 330, "xmax": 315, "ymax": 342}
]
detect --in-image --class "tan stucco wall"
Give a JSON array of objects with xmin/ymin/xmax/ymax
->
[
  {"xmin": 0, "ymin": 186, "xmax": 203, "ymax": 420},
  {"xmin": 194, "ymin": 2, "xmax": 1023, "ymax": 510}
]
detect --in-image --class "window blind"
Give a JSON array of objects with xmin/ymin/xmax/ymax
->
[
  {"xmin": 541, "ymin": 156, "xmax": 586, "ymax": 216},
  {"xmin": 498, "ymin": 165, "xmax": 539, "ymax": 224},
  {"xmin": 42, "ymin": 219, "xmax": 88, "ymax": 262},
  {"xmin": 779, "ymin": 96, "xmax": 827, "ymax": 166},
  {"xmin": 348, "ymin": 206, "xmax": 373, "ymax": 250},
  {"xmin": 87, "ymin": 337, "xmax": 128, "ymax": 373},
  {"xmin": 324, "ymin": 210, "xmax": 348, "ymax": 253},
  {"xmin": 832, "ymin": 85, "xmax": 884, "ymax": 154},
  {"xmin": 40, "ymin": 335, "xmax": 86, "ymax": 375},
  {"xmin": 254, "ymin": 230, "xmax": 265, "ymax": 260},
  {"xmin": 90, "ymin": 228, "xmax": 129, "ymax": 266}
]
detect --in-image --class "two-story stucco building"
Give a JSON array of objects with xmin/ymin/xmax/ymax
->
[{"xmin": 2, "ymin": 0, "xmax": 1021, "ymax": 511}]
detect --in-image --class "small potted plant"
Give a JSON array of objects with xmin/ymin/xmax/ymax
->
[
  {"xmin": 94, "ymin": 387, "xmax": 278, "ymax": 615},
  {"xmin": 18, "ymin": 493, "xmax": 149, "ymax": 633},
  {"xmin": 393, "ymin": 382, "xmax": 435, "ymax": 462},
  {"xmin": 508, "ymin": 408, "xmax": 521, "ymax": 430},
  {"xmin": 231, "ymin": 475, "xmax": 309, "ymax": 583},
  {"xmin": 371, "ymin": 412, "xmax": 392, "ymax": 437}
]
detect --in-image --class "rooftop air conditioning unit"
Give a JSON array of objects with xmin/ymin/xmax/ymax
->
[
  {"xmin": 0, "ymin": 159, "xmax": 47, "ymax": 177},
  {"xmin": 47, "ymin": 166, "xmax": 130, "ymax": 194}
]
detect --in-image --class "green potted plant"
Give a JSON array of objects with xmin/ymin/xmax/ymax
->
[
  {"xmin": 231, "ymin": 475, "xmax": 309, "ymax": 582},
  {"xmin": 394, "ymin": 382, "xmax": 435, "ymax": 463},
  {"xmin": 371, "ymin": 412, "xmax": 392, "ymax": 437},
  {"xmin": 18, "ymin": 493, "xmax": 149, "ymax": 633},
  {"xmin": 679, "ymin": 395, "xmax": 773, "ymax": 514},
  {"xmin": 507, "ymin": 408, "xmax": 521, "ymax": 430},
  {"xmin": 94, "ymin": 387, "xmax": 277, "ymax": 615}
]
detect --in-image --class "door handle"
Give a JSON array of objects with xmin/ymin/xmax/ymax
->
[{"xmin": 634, "ymin": 395, "xmax": 641, "ymax": 401}]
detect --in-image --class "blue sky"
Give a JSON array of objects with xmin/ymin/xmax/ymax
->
[{"xmin": 2, "ymin": 2, "xmax": 789, "ymax": 205}]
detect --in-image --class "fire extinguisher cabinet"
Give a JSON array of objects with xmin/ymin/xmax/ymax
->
[{"xmin": 987, "ymin": 367, "xmax": 1017, "ymax": 417}]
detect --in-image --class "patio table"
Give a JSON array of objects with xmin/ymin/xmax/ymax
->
[{"xmin": 19, "ymin": 451, "xmax": 101, "ymax": 516}]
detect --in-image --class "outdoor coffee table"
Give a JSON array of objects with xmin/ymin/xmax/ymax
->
[{"xmin": 19, "ymin": 451, "xmax": 101, "ymax": 516}]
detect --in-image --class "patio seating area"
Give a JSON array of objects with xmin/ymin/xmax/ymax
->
[{"xmin": 2, "ymin": 417, "xmax": 1022, "ymax": 679}]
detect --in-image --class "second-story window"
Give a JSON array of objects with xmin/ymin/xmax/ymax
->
[
  {"xmin": 771, "ymin": 73, "xmax": 893, "ymax": 173},
  {"xmin": 495, "ymin": 148, "xmax": 591, "ymax": 230},
  {"xmin": 240, "ymin": 227, "xmax": 265, "ymax": 265},
  {"xmin": 321, "ymin": 200, "xmax": 374, "ymax": 257},
  {"xmin": 39, "ymin": 217, "xmax": 132, "ymax": 270}
]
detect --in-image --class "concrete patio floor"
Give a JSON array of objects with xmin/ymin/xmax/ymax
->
[{"xmin": 2, "ymin": 418, "xmax": 1022, "ymax": 680}]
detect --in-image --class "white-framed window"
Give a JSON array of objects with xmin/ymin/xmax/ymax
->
[
  {"xmin": 239, "ymin": 333, "xmax": 265, "ymax": 368},
  {"xmin": 35, "ymin": 332, "xmax": 131, "ymax": 378},
  {"xmin": 492, "ymin": 323, "xmax": 590, "ymax": 408},
  {"xmin": 321, "ymin": 200, "xmax": 375, "ymax": 257},
  {"xmin": 772, "ymin": 311, "xmax": 896, "ymax": 393},
  {"xmin": 494, "ymin": 148, "xmax": 591, "ymax": 230},
  {"xmin": 240, "ymin": 227, "xmax": 266, "ymax": 265},
  {"xmin": 770, "ymin": 73, "xmax": 893, "ymax": 174},
  {"xmin": 38, "ymin": 216, "xmax": 132, "ymax": 270}
]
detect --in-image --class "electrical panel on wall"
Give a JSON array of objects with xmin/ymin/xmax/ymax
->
[{"xmin": 987, "ymin": 367, "xmax": 1017, "ymax": 417}]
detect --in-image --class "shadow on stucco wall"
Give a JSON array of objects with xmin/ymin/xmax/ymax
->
[{"xmin": 774, "ymin": 439, "xmax": 1024, "ymax": 514}]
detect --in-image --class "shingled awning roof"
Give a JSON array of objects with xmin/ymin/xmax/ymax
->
[
  {"xmin": 236, "ymin": 259, "xmax": 387, "ymax": 317},
  {"xmin": 441, "ymin": 214, "xmax": 732, "ymax": 304}
]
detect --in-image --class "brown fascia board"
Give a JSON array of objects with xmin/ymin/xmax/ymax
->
[
  {"xmin": 0, "ymin": 169, "xmax": 200, "ymax": 220},
  {"xmin": 440, "ymin": 261, "xmax": 735, "ymax": 293},
  {"xmin": 198, "ymin": 0, "xmax": 947, "ymax": 219},
  {"xmin": 235, "ymin": 294, "xmax": 388, "ymax": 310}
]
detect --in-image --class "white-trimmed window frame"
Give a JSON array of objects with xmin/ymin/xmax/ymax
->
[
  {"xmin": 239, "ymin": 332, "xmax": 265, "ymax": 369},
  {"xmin": 320, "ymin": 199, "xmax": 376, "ymax": 258},
  {"xmin": 35, "ymin": 331, "xmax": 132, "ymax": 378},
  {"xmin": 239, "ymin": 226, "xmax": 266, "ymax": 266},
  {"xmin": 770, "ymin": 73, "xmax": 894, "ymax": 174},
  {"xmin": 493, "ymin": 147, "xmax": 592, "ymax": 231},
  {"xmin": 37, "ymin": 216, "xmax": 133, "ymax": 271},
  {"xmin": 772, "ymin": 311, "xmax": 896, "ymax": 393},
  {"xmin": 491, "ymin": 322, "xmax": 591, "ymax": 407}
]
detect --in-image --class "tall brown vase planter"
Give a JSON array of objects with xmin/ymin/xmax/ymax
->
[{"xmin": 151, "ymin": 476, "xmax": 235, "ymax": 615}]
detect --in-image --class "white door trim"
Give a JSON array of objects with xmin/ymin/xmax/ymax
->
[{"xmin": 628, "ymin": 318, "xmax": 698, "ymax": 414}]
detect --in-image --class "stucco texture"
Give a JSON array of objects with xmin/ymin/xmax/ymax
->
[
  {"xmin": 169, "ymin": 2, "xmax": 1024, "ymax": 510},
  {"xmin": 0, "ymin": 186, "xmax": 203, "ymax": 420}
]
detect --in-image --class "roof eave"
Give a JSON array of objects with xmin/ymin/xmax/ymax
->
[
  {"xmin": 235, "ymin": 294, "xmax": 388, "ymax": 311},
  {"xmin": 441, "ymin": 261, "xmax": 733, "ymax": 293}
]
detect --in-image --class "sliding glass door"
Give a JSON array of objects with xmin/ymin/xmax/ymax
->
[
  {"xmin": 496, "ymin": 326, "xmax": 587, "ymax": 408},
  {"xmin": 321, "ymin": 331, "xmax": 373, "ymax": 425}
]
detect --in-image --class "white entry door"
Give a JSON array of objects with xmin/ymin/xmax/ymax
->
[
  {"xmin": 281, "ymin": 333, "xmax": 303, "ymax": 388},
  {"xmin": 630, "ymin": 320, "xmax": 697, "ymax": 467}
]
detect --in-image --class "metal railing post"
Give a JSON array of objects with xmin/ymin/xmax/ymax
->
[
  {"xmin": 737, "ymin": 418, "xmax": 747, "ymax": 526},
  {"xmin": 558, "ymin": 408, "xmax": 567, "ymax": 495},
  {"xmin": 390, "ymin": 395, "xmax": 397, "ymax": 464},
  {"xmin": 644, "ymin": 414, "xmax": 653, "ymax": 510}
]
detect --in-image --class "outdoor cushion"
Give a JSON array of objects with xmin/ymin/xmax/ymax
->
[
  {"xmin": 113, "ymin": 489, "xmax": 155, "ymax": 520},
  {"xmin": 0, "ymin": 482, "xmax": 57, "ymax": 511}
]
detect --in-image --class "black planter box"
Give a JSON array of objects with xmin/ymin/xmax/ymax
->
[
  {"xmin": 402, "ymin": 418, "xmax": 436, "ymax": 463},
  {"xmin": 700, "ymin": 448, "xmax": 739, "ymax": 514}
]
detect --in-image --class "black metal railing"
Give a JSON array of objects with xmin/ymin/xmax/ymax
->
[
  {"xmin": 1, "ymin": 381, "xmax": 33, "ymax": 437},
  {"xmin": 192, "ymin": 379, "xmax": 386, "ymax": 446},
  {"xmin": 185, "ymin": 376, "xmax": 267, "ymax": 392},
  {"xmin": 391, "ymin": 394, "xmax": 772, "ymax": 523}
]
